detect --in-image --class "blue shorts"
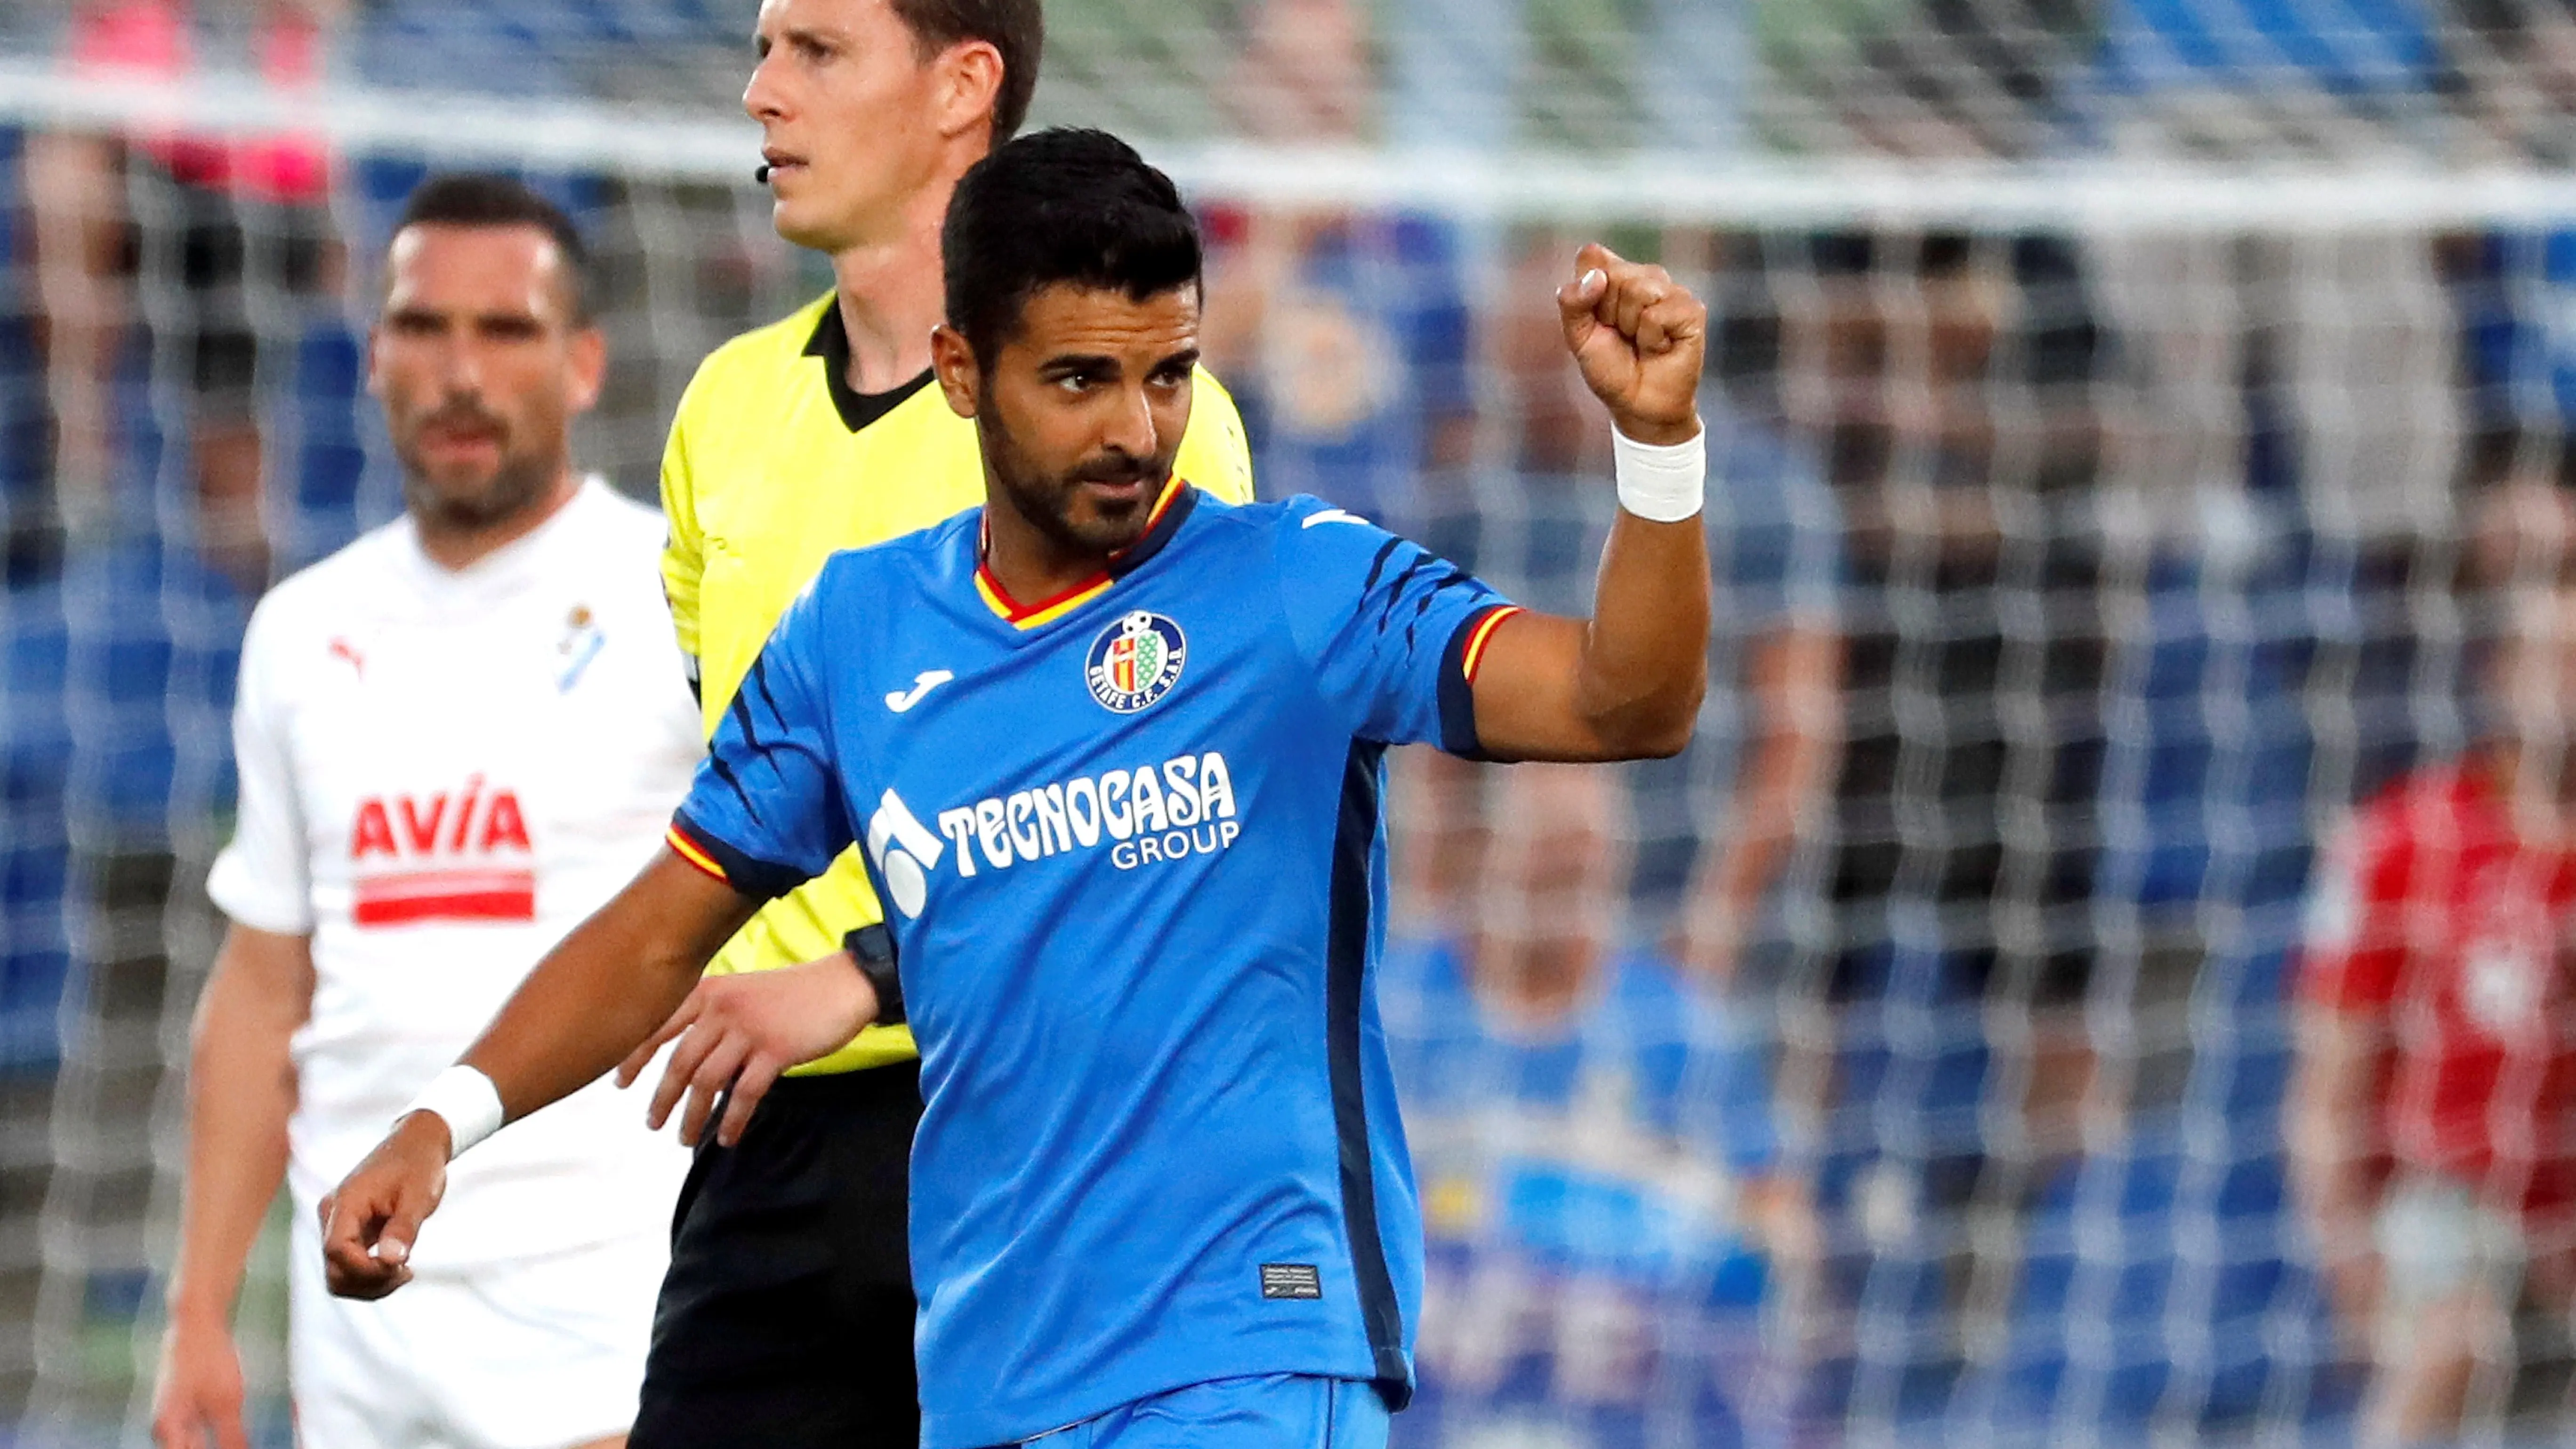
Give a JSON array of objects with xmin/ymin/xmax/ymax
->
[{"xmin": 1027, "ymin": 1375, "xmax": 1391, "ymax": 1449}]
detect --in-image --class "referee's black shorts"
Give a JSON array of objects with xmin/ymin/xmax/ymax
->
[{"xmin": 629, "ymin": 1061, "xmax": 922, "ymax": 1449}]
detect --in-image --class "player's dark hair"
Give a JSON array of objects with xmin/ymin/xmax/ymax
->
[
  {"xmin": 892, "ymin": 0, "xmax": 1044, "ymax": 145},
  {"xmin": 391, "ymin": 173, "xmax": 594, "ymax": 322},
  {"xmin": 942, "ymin": 128, "xmax": 1201, "ymax": 369}
]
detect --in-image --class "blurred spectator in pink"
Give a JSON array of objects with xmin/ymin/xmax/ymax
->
[{"xmin": 24, "ymin": 0, "xmax": 343, "ymax": 590}]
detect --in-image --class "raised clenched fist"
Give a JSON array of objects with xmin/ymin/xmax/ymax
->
[{"xmin": 1555, "ymin": 242, "xmax": 1706, "ymax": 447}]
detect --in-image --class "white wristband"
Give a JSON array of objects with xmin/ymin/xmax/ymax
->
[
  {"xmin": 1612, "ymin": 427, "xmax": 1707, "ymax": 523},
  {"xmin": 402, "ymin": 1065, "xmax": 505, "ymax": 1160}
]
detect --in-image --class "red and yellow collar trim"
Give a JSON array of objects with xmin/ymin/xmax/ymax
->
[{"xmin": 974, "ymin": 478, "xmax": 1193, "ymax": 631}]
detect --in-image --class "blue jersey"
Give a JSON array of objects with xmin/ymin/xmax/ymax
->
[{"xmin": 669, "ymin": 483, "xmax": 1521, "ymax": 1449}]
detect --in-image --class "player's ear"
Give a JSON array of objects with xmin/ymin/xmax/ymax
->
[
  {"xmin": 564, "ymin": 324, "xmax": 608, "ymax": 416},
  {"xmin": 363, "ymin": 325, "xmax": 385, "ymax": 398},
  {"xmin": 932, "ymin": 40, "xmax": 1005, "ymax": 144},
  {"xmin": 930, "ymin": 324, "xmax": 981, "ymax": 420}
]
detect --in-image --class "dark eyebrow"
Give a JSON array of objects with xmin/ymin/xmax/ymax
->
[
  {"xmin": 383, "ymin": 302, "xmax": 552, "ymax": 334},
  {"xmin": 1036, "ymin": 345, "xmax": 1200, "ymax": 379}
]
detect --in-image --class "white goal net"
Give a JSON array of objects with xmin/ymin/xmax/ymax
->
[{"xmin": 7, "ymin": 2, "xmax": 2576, "ymax": 1447}]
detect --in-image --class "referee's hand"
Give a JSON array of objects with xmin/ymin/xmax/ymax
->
[
  {"xmin": 317, "ymin": 1111, "xmax": 449, "ymax": 1300},
  {"xmin": 617, "ymin": 953, "xmax": 878, "ymax": 1149}
]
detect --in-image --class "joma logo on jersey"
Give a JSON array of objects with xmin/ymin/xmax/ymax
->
[
  {"xmin": 346, "ymin": 776, "xmax": 536, "ymax": 927},
  {"xmin": 1086, "ymin": 611, "xmax": 1186, "ymax": 713}
]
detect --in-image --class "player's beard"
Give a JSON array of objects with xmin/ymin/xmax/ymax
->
[
  {"xmin": 395, "ymin": 406, "xmax": 564, "ymax": 535},
  {"xmin": 980, "ymin": 399, "xmax": 1178, "ymax": 564}
]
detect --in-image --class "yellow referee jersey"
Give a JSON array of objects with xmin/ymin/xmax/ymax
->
[{"xmin": 660, "ymin": 291, "xmax": 1256, "ymax": 1074}]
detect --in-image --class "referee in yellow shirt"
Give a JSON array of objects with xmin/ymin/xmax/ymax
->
[{"xmin": 616, "ymin": 3, "xmax": 1253, "ymax": 1445}]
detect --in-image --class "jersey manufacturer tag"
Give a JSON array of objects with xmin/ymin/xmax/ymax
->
[
  {"xmin": 1260, "ymin": 1263, "xmax": 1323, "ymax": 1300},
  {"xmin": 886, "ymin": 668, "xmax": 954, "ymax": 713}
]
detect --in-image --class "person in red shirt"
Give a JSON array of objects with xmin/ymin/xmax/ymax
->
[{"xmin": 2290, "ymin": 478, "xmax": 2576, "ymax": 1445}]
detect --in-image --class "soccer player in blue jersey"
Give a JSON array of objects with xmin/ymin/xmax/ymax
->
[{"xmin": 318, "ymin": 128, "xmax": 1712, "ymax": 1449}]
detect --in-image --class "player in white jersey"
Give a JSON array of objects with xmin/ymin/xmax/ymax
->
[{"xmin": 148, "ymin": 176, "xmax": 700, "ymax": 1449}]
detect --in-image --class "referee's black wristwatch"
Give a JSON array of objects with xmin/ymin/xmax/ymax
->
[{"xmin": 844, "ymin": 923, "xmax": 904, "ymax": 1026}]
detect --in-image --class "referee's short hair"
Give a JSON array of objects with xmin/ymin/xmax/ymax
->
[
  {"xmin": 390, "ymin": 173, "xmax": 594, "ymax": 324},
  {"xmin": 942, "ymin": 128, "xmax": 1200, "ymax": 369},
  {"xmin": 893, "ymin": 0, "xmax": 1043, "ymax": 145}
]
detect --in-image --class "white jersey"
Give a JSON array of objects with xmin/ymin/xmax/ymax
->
[{"xmin": 209, "ymin": 477, "xmax": 700, "ymax": 1270}]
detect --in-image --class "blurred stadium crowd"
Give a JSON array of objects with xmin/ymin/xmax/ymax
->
[{"xmin": 15, "ymin": 1, "xmax": 2576, "ymax": 1446}]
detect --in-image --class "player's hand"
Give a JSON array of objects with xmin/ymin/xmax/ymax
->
[
  {"xmin": 1556, "ymin": 242, "xmax": 1706, "ymax": 447},
  {"xmin": 150, "ymin": 1310, "xmax": 250, "ymax": 1449},
  {"xmin": 317, "ymin": 1111, "xmax": 449, "ymax": 1300},
  {"xmin": 617, "ymin": 954, "xmax": 877, "ymax": 1149}
]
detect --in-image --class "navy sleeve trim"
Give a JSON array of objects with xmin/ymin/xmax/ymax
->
[
  {"xmin": 1435, "ymin": 603, "xmax": 1519, "ymax": 761},
  {"xmin": 668, "ymin": 809, "xmax": 810, "ymax": 902}
]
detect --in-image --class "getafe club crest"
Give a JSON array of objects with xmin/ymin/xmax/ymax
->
[{"xmin": 1086, "ymin": 610, "xmax": 1186, "ymax": 714}]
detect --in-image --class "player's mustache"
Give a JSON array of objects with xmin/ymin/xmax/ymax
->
[
  {"xmin": 1064, "ymin": 453, "xmax": 1159, "ymax": 488},
  {"xmin": 416, "ymin": 402, "xmax": 509, "ymax": 439}
]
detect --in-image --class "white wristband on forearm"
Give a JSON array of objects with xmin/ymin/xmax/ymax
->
[
  {"xmin": 1612, "ymin": 427, "xmax": 1707, "ymax": 523},
  {"xmin": 402, "ymin": 1065, "xmax": 505, "ymax": 1160}
]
